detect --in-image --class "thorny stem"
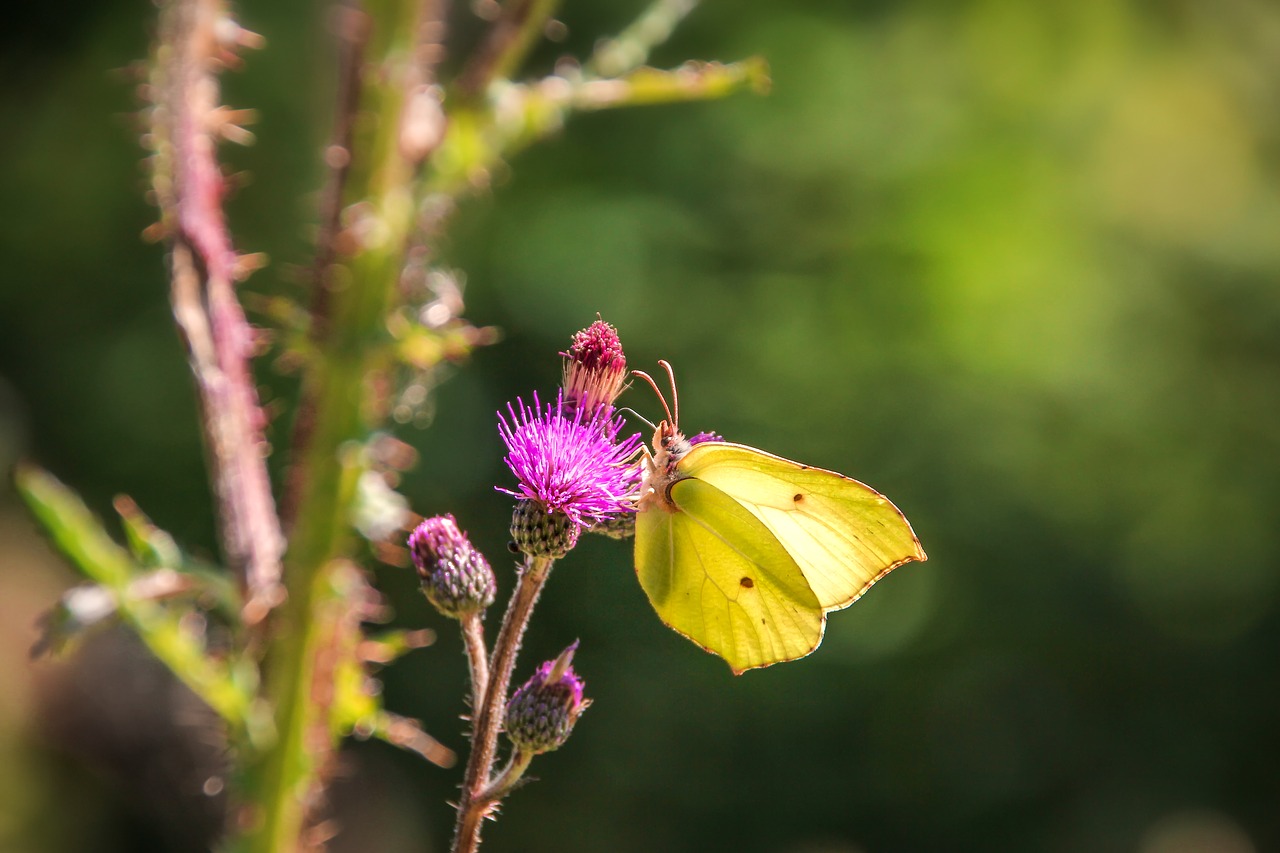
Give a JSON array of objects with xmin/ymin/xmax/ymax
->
[
  {"xmin": 455, "ymin": 0, "xmax": 562, "ymax": 98},
  {"xmin": 243, "ymin": 1, "xmax": 448, "ymax": 850},
  {"xmin": 129, "ymin": 0, "xmax": 767, "ymax": 849},
  {"xmin": 370, "ymin": 710, "xmax": 456, "ymax": 767},
  {"xmin": 153, "ymin": 0, "xmax": 284, "ymax": 619},
  {"xmin": 452, "ymin": 555, "xmax": 553, "ymax": 853},
  {"xmin": 304, "ymin": 1, "xmax": 371, "ymax": 348}
]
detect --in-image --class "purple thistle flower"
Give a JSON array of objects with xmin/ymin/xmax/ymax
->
[
  {"xmin": 498, "ymin": 392, "xmax": 643, "ymax": 529},
  {"xmin": 408, "ymin": 515, "xmax": 496, "ymax": 618},
  {"xmin": 689, "ymin": 431, "xmax": 722, "ymax": 446}
]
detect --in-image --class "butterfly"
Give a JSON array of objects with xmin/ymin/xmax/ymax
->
[{"xmin": 631, "ymin": 361, "xmax": 927, "ymax": 674}]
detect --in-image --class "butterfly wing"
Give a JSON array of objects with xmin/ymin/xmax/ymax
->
[
  {"xmin": 678, "ymin": 442, "xmax": 927, "ymax": 611},
  {"xmin": 635, "ymin": 475, "xmax": 824, "ymax": 674}
]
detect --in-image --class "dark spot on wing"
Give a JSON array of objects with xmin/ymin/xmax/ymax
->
[
  {"xmin": 793, "ymin": 493, "xmax": 804, "ymax": 503},
  {"xmin": 739, "ymin": 576, "xmax": 754, "ymax": 589},
  {"xmin": 761, "ymin": 618, "xmax": 766, "ymax": 625}
]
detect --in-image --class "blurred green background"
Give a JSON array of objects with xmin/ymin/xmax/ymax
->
[{"xmin": 3, "ymin": 0, "xmax": 1280, "ymax": 851}]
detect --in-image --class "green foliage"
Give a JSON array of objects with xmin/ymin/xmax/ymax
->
[{"xmin": 3, "ymin": 0, "xmax": 1280, "ymax": 852}]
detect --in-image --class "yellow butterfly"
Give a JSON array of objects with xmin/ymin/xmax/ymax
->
[{"xmin": 632, "ymin": 362, "xmax": 927, "ymax": 674}]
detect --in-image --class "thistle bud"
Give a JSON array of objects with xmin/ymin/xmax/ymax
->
[
  {"xmin": 505, "ymin": 642, "xmax": 590, "ymax": 755},
  {"xmin": 409, "ymin": 515, "xmax": 496, "ymax": 618},
  {"xmin": 588, "ymin": 511, "xmax": 636, "ymax": 541},
  {"xmin": 509, "ymin": 499, "xmax": 579, "ymax": 558},
  {"xmin": 562, "ymin": 319, "xmax": 627, "ymax": 417}
]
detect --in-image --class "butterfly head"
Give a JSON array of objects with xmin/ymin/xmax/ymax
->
[
  {"xmin": 632, "ymin": 362, "xmax": 695, "ymax": 512},
  {"xmin": 632, "ymin": 361, "xmax": 690, "ymax": 463},
  {"xmin": 653, "ymin": 419, "xmax": 691, "ymax": 462}
]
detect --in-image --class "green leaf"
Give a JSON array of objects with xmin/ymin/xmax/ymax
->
[{"xmin": 15, "ymin": 465, "xmax": 258, "ymax": 735}]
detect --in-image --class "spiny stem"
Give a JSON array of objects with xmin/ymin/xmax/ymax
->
[
  {"xmin": 239, "ymin": 2, "xmax": 445, "ymax": 849},
  {"xmin": 151, "ymin": 0, "xmax": 285, "ymax": 620},
  {"xmin": 452, "ymin": 554, "xmax": 553, "ymax": 853},
  {"xmin": 305, "ymin": 0, "xmax": 370, "ymax": 341},
  {"xmin": 455, "ymin": 0, "xmax": 562, "ymax": 98}
]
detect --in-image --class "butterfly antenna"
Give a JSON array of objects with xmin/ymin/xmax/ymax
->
[
  {"xmin": 631, "ymin": 369, "xmax": 674, "ymax": 426},
  {"xmin": 618, "ymin": 407, "xmax": 656, "ymax": 431},
  {"xmin": 658, "ymin": 359, "xmax": 679, "ymax": 428}
]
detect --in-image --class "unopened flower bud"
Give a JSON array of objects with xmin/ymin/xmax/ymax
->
[
  {"xmin": 408, "ymin": 515, "xmax": 496, "ymax": 618},
  {"xmin": 562, "ymin": 319, "xmax": 627, "ymax": 417},
  {"xmin": 588, "ymin": 511, "xmax": 636, "ymax": 540},
  {"xmin": 505, "ymin": 642, "xmax": 590, "ymax": 754},
  {"xmin": 510, "ymin": 499, "xmax": 579, "ymax": 558}
]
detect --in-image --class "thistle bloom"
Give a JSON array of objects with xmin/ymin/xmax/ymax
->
[
  {"xmin": 409, "ymin": 515, "xmax": 496, "ymax": 618},
  {"xmin": 505, "ymin": 641, "xmax": 590, "ymax": 754},
  {"xmin": 562, "ymin": 319, "xmax": 627, "ymax": 418},
  {"xmin": 498, "ymin": 392, "xmax": 642, "ymax": 530}
]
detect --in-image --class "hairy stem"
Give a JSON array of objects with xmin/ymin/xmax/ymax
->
[
  {"xmin": 479, "ymin": 749, "xmax": 534, "ymax": 802},
  {"xmin": 452, "ymin": 555, "xmax": 553, "ymax": 853},
  {"xmin": 461, "ymin": 611, "xmax": 490, "ymax": 712}
]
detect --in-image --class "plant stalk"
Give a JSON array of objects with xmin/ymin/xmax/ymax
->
[{"xmin": 451, "ymin": 555, "xmax": 553, "ymax": 853}]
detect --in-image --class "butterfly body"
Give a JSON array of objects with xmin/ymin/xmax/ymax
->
[{"xmin": 634, "ymin": 418, "xmax": 926, "ymax": 674}]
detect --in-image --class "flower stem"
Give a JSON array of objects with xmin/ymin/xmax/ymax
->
[
  {"xmin": 480, "ymin": 749, "xmax": 534, "ymax": 802},
  {"xmin": 460, "ymin": 611, "xmax": 490, "ymax": 712},
  {"xmin": 452, "ymin": 555, "xmax": 553, "ymax": 853}
]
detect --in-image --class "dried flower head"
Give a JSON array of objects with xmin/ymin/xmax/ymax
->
[
  {"xmin": 562, "ymin": 319, "xmax": 627, "ymax": 417},
  {"xmin": 408, "ymin": 515, "xmax": 496, "ymax": 618},
  {"xmin": 497, "ymin": 392, "xmax": 642, "ymax": 531},
  {"xmin": 505, "ymin": 641, "xmax": 590, "ymax": 754}
]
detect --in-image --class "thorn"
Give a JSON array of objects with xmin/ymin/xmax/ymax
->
[
  {"xmin": 108, "ymin": 61, "xmax": 148, "ymax": 84},
  {"xmin": 142, "ymin": 221, "xmax": 169, "ymax": 243},
  {"xmin": 214, "ymin": 17, "xmax": 266, "ymax": 52},
  {"xmin": 303, "ymin": 820, "xmax": 341, "ymax": 847},
  {"xmin": 273, "ymin": 349, "xmax": 308, "ymax": 375},
  {"xmin": 217, "ymin": 107, "xmax": 259, "ymax": 127},
  {"xmin": 403, "ymin": 629, "xmax": 436, "ymax": 648},
  {"xmin": 369, "ymin": 434, "xmax": 419, "ymax": 471},
  {"xmin": 373, "ymin": 541, "xmax": 410, "ymax": 567},
  {"xmin": 220, "ymin": 124, "xmax": 256, "ymax": 146},
  {"xmin": 222, "ymin": 169, "xmax": 253, "ymax": 196},
  {"xmin": 250, "ymin": 325, "xmax": 275, "ymax": 352},
  {"xmin": 472, "ymin": 0, "xmax": 500, "ymax": 21},
  {"xmin": 233, "ymin": 252, "xmax": 269, "ymax": 281},
  {"xmin": 262, "ymin": 397, "xmax": 287, "ymax": 423},
  {"xmin": 209, "ymin": 107, "xmax": 259, "ymax": 145}
]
